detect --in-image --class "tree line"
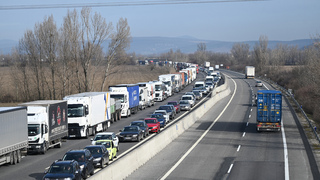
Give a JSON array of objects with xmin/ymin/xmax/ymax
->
[{"xmin": 1, "ymin": 7, "xmax": 131, "ymax": 102}]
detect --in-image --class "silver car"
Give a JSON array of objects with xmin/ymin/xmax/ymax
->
[{"xmin": 179, "ymin": 100, "xmax": 191, "ymax": 111}]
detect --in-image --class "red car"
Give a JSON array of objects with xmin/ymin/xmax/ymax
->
[
  {"xmin": 144, "ymin": 118, "xmax": 161, "ymax": 133},
  {"xmin": 167, "ymin": 101, "xmax": 181, "ymax": 113}
]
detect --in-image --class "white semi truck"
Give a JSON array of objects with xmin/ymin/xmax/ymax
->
[
  {"xmin": 159, "ymin": 74, "xmax": 175, "ymax": 97},
  {"xmin": 20, "ymin": 100, "xmax": 68, "ymax": 154},
  {"xmin": 63, "ymin": 92, "xmax": 111, "ymax": 138},
  {"xmin": 138, "ymin": 82, "xmax": 155, "ymax": 107},
  {"xmin": 245, "ymin": 66, "xmax": 255, "ymax": 79},
  {"xmin": 0, "ymin": 107, "xmax": 28, "ymax": 166}
]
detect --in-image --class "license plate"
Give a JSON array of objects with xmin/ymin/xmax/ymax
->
[
  {"xmin": 69, "ymin": 135, "xmax": 76, "ymax": 137},
  {"xmin": 125, "ymin": 137, "xmax": 131, "ymax": 140}
]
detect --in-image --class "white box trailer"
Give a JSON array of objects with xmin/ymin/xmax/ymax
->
[
  {"xmin": 20, "ymin": 100, "xmax": 68, "ymax": 154},
  {"xmin": 0, "ymin": 107, "xmax": 28, "ymax": 166},
  {"xmin": 245, "ymin": 66, "xmax": 255, "ymax": 79},
  {"xmin": 63, "ymin": 92, "xmax": 111, "ymax": 138}
]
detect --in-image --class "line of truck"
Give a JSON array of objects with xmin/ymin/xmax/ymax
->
[{"xmin": 0, "ymin": 62, "xmax": 199, "ymax": 166}]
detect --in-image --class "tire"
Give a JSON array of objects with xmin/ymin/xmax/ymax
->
[
  {"xmin": 90, "ymin": 168, "xmax": 94, "ymax": 176},
  {"xmin": 117, "ymin": 145, "xmax": 120, "ymax": 152},
  {"xmin": 100, "ymin": 159, "xmax": 104, "ymax": 168},
  {"xmin": 137, "ymin": 135, "xmax": 141, "ymax": 142},
  {"xmin": 92, "ymin": 127, "xmax": 96, "ymax": 136},
  {"xmin": 56, "ymin": 141, "xmax": 62, "ymax": 148},
  {"xmin": 85, "ymin": 129, "xmax": 89, "ymax": 139},
  {"xmin": 16, "ymin": 150, "xmax": 21, "ymax": 163},
  {"xmin": 41, "ymin": 142, "xmax": 47, "ymax": 154},
  {"xmin": 9, "ymin": 152, "xmax": 14, "ymax": 165},
  {"xmin": 12, "ymin": 151, "xmax": 18, "ymax": 164}
]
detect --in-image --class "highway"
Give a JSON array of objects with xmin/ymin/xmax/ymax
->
[
  {"xmin": 0, "ymin": 71, "xmax": 209, "ymax": 180},
  {"xmin": 126, "ymin": 70, "xmax": 319, "ymax": 180}
]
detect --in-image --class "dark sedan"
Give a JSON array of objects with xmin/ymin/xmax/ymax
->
[
  {"xmin": 118, "ymin": 126, "xmax": 144, "ymax": 142},
  {"xmin": 43, "ymin": 160, "xmax": 81, "ymax": 180},
  {"xmin": 130, "ymin": 120, "xmax": 150, "ymax": 137},
  {"xmin": 84, "ymin": 145, "xmax": 109, "ymax": 168}
]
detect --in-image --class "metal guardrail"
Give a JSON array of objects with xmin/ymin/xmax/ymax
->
[{"xmin": 260, "ymin": 76, "xmax": 320, "ymax": 143}]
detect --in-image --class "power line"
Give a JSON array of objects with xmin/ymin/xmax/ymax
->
[{"xmin": 0, "ymin": 0, "xmax": 266, "ymax": 10}]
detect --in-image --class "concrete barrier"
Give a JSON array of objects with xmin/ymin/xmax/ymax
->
[{"xmin": 90, "ymin": 77, "xmax": 231, "ymax": 180}]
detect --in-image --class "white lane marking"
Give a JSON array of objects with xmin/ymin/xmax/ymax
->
[
  {"xmin": 160, "ymin": 75, "xmax": 237, "ymax": 180},
  {"xmin": 227, "ymin": 164, "xmax": 234, "ymax": 174},
  {"xmin": 249, "ymin": 115, "xmax": 251, "ymax": 118},
  {"xmin": 246, "ymin": 122, "xmax": 249, "ymax": 126},
  {"xmin": 237, "ymin": 145, "xmax": 241, "ymax": 152},
  {"xmin": 242, "ymin": 132, "xmax": 246, "ymax": 137},
  {"xmin": 281, "ymin": 121, "xmax": 290, "ymax": 180},
  {"xmin": 251, "ymin": 109, "xmax": 252, "ymax": 112}
]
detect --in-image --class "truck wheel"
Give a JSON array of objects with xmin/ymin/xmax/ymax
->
[
  {"xmin": 10, "ymin": 152, "xmax": 14, "ymax": 165},
  {"xmin": 56, "ymin": 142, "xmax": 62, "ymax": 148},
  {"xmin": 13, "ymin": 151, "xmax": 18, "ymax": 164},
  {"xmin": 118, "ymin": 112, "xmax": 121, "ymax": 121},
  {"xmin": 41, "ymin": 142, "xmax": 47, "ymax": 154},
  {"xmin": 92, "ymin": 127, "xmax": 96, "ymax": 136},
  {"xmin": 17, "ymin": 150, "xmax": 22, "ymax": 163},
  {"xmin": 85, "ymin": 129, "xmax": 89, "ymax": 139}
]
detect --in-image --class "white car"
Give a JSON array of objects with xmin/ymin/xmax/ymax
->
[
  {"xmin": 181, "ymin": 95, "xmax": 195, "ymax": 107},
  {"xmin": 154, "ymin": 109, "xmax": 170, "ymax": 123},
  {"xmin": 91, "ymin": 132, "xmax": 120, "ymax": 151},
  {"xmin": 255, "ymin": 80, "xmax": 263, "ymax": 87}
]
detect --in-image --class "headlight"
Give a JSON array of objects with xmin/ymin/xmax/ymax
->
[
  {"xmin": 80, "ymin": 165, "xmax": 84, "ymax": 170},
  {"xmin": 94, "ymin": 157, "xmax": 102, "ymax": 162},
  {"xmin": 132, "ymin": 134, "xmax": 138, "ymax": 137}
]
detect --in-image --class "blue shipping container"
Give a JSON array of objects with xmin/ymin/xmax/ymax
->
[
  {"xmin": 256, "ymin": 90, "xmax": 282, "ymax": 123},
  {"xmin": 127, "ymin": 85, "xmax": 140, "ymax": 109}
]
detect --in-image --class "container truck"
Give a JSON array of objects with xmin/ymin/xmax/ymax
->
[
  {"xmin": 138, "ymin": 85, "xmax": 148, "ymax": 110},
  {"xmin": 205, "ymin": 61, "xmax": 210, "ymax": 68},
  {"xmin": 110, "ymin": 98, "xmax": 121, "ymax": 123},
  {"xmin": 137, "ymin": 82, "xmax": 155, "ymax": 107},
  {"xmin": 154, "ymin": 81, "xmax": 167, "ymax": 101},
  {"xmin": 20, "ymin": 100, "xmax": 68, "ymax": 154},
  {"xmin": 0, "ymin": 107, "xmax": 28, "ymax": 166},
  {"xmin": 63, "ymin": 92, "xmax": 111, "ymax": 138},
  {"xmin": 256, "ymin": 90, "xmax": 282, "ymax": 131},
  {"xmin": 159, "ymin": 74, "xmax": 175, "ymax": 97},
  {"xmin": 173, "ymin": 73, "xmax": 182, "ymax": 92},
  {"xmin": 215, "ymin": 64, "xmax": 220, "ymax": 70},
  {"xmin": 109, "ymin": 84, "xmax": 140, "ymax": 118},
  {"xmin": 245, "ymin": 66, "xmax": 255, "ymax": 79}
]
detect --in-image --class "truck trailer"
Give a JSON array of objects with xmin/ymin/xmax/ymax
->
[
  {"xmin": 256, "ymin": 90, "xmax": 282, "ymax": 131},
  {"xmin": 0, "ymin": 107, "xmax": 28, "ymax": 166},
  {"xmin": 20, "ymin": 100, "xmax": 68, "ymax": 154},
  {"xmin": 109, "ymin": 84, "xmax": 140, "ymax": 117},
  {"xmin": 245, "ymin": 66, "xmax": 255, "ymax": 79},
  {"xmin": 63, "ymin": 92, "xmax": 111, "ymax": 138}
]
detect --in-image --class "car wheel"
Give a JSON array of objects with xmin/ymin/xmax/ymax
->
[
  {"xmin": 137, "ymin": 135, "xmax": 141, "ymax": 142},
  {"xmin": 111, "ymin": 153, "xmax": 114, "ymax": 161},
  {"xmin": 117, "ymin": 145, "xmax": 120, "ymax": 152},
  {"xmin": 100, "ymin": 159, "xmax": 104, "ymax": 169},
  {"xmin": 90, "ymin": 168, "xmax": 94, "ymax": 176}
]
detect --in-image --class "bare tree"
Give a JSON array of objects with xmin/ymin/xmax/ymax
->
[
  {"xmin": 254, "ymin": 35, "xmax": 269, "ymax": 73},
  {"xmin": 231, "ymin": 43, "xmax": 250, "ymax": 65},
  {"xmin": 101, "ymin": 17, "xmax": 131, "ymax": 91}
]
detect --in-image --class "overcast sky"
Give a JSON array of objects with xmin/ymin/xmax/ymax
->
[{"xmin": 0, "ymin": 0, "xmax": 319, "ymax": 42}]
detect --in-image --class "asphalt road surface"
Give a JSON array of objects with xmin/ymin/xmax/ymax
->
[
  {"xmin": 0, "ymin": 71, "xmax": 208, "ymax": 180},
  {"xmin": 126, "ymin": 70, "xmax": 318, "ymax": 180}
]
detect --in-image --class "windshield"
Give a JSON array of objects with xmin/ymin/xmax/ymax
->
[
  {"xmin": 48, "ymin": 164, "xmax": 73, "ymax": 174},
  {"xmin": 131, "ymin": 122, "xmax": 144, "ymax": 127},
  {"xmin": 155, "ymin": 111, "xmax": 165, "ymax": 115},
  {"xmin": 85, "ymin": 147, "xmax": 102, "ymax": 155},
  {"xmin": 123, "ymin": 126, "xmax": 138, "ymax": 132},
  {"xmin": 195, "ymin": 84, "xmax": 204, "ymax": 87},
  {"xmin": 151, "ymin": 114, "xmax": 163, "ymax": 118},
  {"xmin": 179, "ymin": 100, "xmax": 189, "ymax": 104},
  {"xmin": 96, "ymin": 141, "xmax": 112, "ymax": 148},
  {"xmin": 167, "ymin": 102, "xmax": 177, "ymax": 105},
  {"xmin": 93, "ymin": 134, "xmax": 112, "ymax": 141},
  {"xmin": 67, "ymin": 104, "xmax": 84, "ymax": 117},
  {"xmin": 193, "ymin": 91, "xmax": 200, "ymax": 95},
  {"xmin": 155, "ymin": 85, "xmax": 162, "ymax": 91},
  {"xmin": 182, "ymin": 96, "xmax": 192, "ymax": 100},
  {"xmin": 63, "ymin": 153, "xmax": 85, "ymax": 162},
  {"xmin": 158, "ymin": 106, "xmax": 170, "ymax": 110},
  {"xmin": 163, "ymin": 81, "xmax": 171, "ymax": 86},
  {"xmin": 110, "ymin": 94, "xmax": 125, "ymax": 103},
  {"xmin": 28, "ymin": 124, "xmax": 40, "ymax": 136},
  {"xmin": 145, "ymin": 119, "xmax": 157, "ymax": 123}
]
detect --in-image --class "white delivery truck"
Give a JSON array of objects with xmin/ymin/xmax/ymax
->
[
  {"xmin": 173, "ymin": 73, "xmax": 182, "ymax": 92},
  {"xmin": 138, "ymin": 85, "xmax": 148, "ymax": 110},
  {"xmin": 159, "ymin": 74, "xmax": 175, "ymax": 97},
  {"xmin": 154, "ymin": 81, "xmax": 167, "ymax": 101},
  {"xmin": 245, "ymin": 66, "xmax": 255, "ymax": 79},
  {"xmin": 205, "ymin": 61, "xmax": 210, "ymax": 68},
  {"xmin": 63, "ymin": 92, "xmax": 111, "ymax": 138},
  {"xmin": 138, "ymin": 82, "xmax": 155, "ymax": 107},
  {"xmin": 20, "ymin": 100, "xmax": 68, "ymax": 154},
  {"xmin": 109, "ymin": 84, "xmax": 140, "ymax": 118},
  {"xmin": 0, "ymin": 107, "xmax": 28, "ymax": 165},
  {"xmin": 215, "ymin": 64, "xmax": 220, "ymax": 70}
]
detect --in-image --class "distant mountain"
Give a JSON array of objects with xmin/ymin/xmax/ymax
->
[{"xmin": 0, "ymin": 37, "xmax": 313, "ymax": 55}]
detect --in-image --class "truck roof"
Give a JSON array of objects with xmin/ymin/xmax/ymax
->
[
  {"xmin": 109, "ymin": 84, "xmax": 138, "ymax": 88},
  {"xmin": 64, "ymin": 92, "xmax": 107, "ymax": 98},
  {"xmin": 0, "ymin": 106, "xmax": 26, "ymax": 114},
  {"xmin": 19, "ymin": 100, "xmax": 67, "ymax": 106},
  {"xmin": 257, "ymin": 90, "xmax": 281, "ymax": 94}
]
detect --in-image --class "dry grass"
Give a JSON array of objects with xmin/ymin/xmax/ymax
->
[{"xmin": 0, "ymin": 64, "xmax": 176, "ymax": 107}]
